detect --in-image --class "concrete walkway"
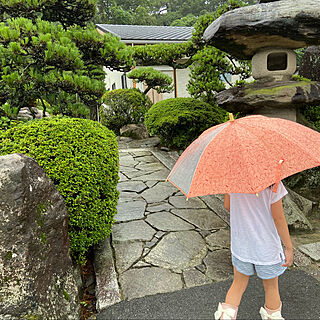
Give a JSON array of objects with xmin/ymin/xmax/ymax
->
[{"xmin": 94, "ymin": 136, "xmax": 320, "ymax": 317}]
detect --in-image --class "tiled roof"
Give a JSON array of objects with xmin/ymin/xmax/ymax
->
[{"xmin": 96, "ymin": 24, "xmax": 194, "ymax": 43}]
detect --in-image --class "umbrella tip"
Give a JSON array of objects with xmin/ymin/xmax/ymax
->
[{"xmin": 229, "ymin": 113, "xmax": 235, "ymax": 122}]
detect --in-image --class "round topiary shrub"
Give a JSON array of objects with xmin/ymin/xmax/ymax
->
[
  {"xmin": 100, "ymin": 88, "xmax": 152, "ymax": 135},
  {"xmin": 145, "ymin": 97, "xmax": 227, "ymax": 149},
  {"xmin": 0, "ymin": 117, "xmax": 119, "ymax": 264}
]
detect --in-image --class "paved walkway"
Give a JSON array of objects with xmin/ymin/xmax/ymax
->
[{"xmin": 94, "ymin": 137, "xmax": 320, "ymax": 317}]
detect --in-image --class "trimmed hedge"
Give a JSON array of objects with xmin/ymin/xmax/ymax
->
[
  {"xmin": 0, "ymin": 117, "xmax": 119, "ymax": 264},
  {"xmin": 100, "ymin": 88, "xmax": 152, "ymax": 135},
  {"xmin": 145, "ymin": 98, "xmax": 227, "ymax": 149}
]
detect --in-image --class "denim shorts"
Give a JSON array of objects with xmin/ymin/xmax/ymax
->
[{"xmin": 232, "ymin": 255, "xmax": 287, "ymax": 279}]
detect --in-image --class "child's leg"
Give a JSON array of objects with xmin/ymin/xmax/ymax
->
[
  {"xmin": 262, "ymin": 277, "xmax": 281, "ymax": 310},
  {"xmin": 225, "ymin": 266, "xmax": 250, "ymax": 306}
]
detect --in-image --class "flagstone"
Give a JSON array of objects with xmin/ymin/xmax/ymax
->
[
  {"xmin": 131, "ymin": 169, "xmax": 170, "ymax": 181},
  {"xmin": 298, "ymin": 242, "xmax": 320, "ymax": 261},
  {"xmin": 113, "ymin": 242, "xmax": 143, "ymax": 274},
  {"xmin": 171, "ymin": 209, "xmax": 227, "ymax": 230},
  {"xmin": 115, "ymin": 200, "xmax": 146, "ymax": 222},
  {"xmin": 169, "ymin": 196, "xmax": 207, "ymax": 209},
  {"xmin": 121, "ymin": 168, "xmax": 155, "ymax": 179},
  {"xmin": 155, "ymin": 231, "xmax": 166, "ymax": 239},
  {"xmin": 119, "ymin": 267, "xmax": 183, "ymax": 300},
  {"xmin": 117, "ymin": 191, "xmax": 143, "ymax": 203},
  {"xmin": 137, "ymin": 155, "xmax": 157, "ymax": 163},
  {"xmin": 132, "ymin": 151, "xmax": 152, "ymax": 157},
  {"xmin": 141, "ymin": 182, "xmax": 177, "ymax": 203},
  {"xmin": 183, "ymin": 268, "xmax": 212, "ymax": 288},
  {"xmin": 135, "ymin": 162, "xmax": 164, "ymax": 171},
  {"xmin": 144, "ymin": 231, "xmax": 207, "ymax": 272},
  {"xmin": 112, "ymin": 221, "xmax": 156, "ymax": 243},
  {"xmin": 204, "ymin": 250, "xmax": 233, "ymax": 281},
  {"xmin": 147, "ymin": 202, "xmax": 173, "ymax": 212},
  {"xmin": 145, "ymin": 181, "xmax": 158, "ymax": 188},
  {"xmin": 119, "ymin": 172, "xmax": 128, "ymax": 182},
  {"xmin": 119, "ymin": 154, "xmax": 138, "ymax": 167},
  {"xmin": 145, "ymin": 211, "xmax": 195, "ymax": 231},
  {"xmin": 117, "ymin": 181, "xmax": 147, "ymax": 193},
  {"xmin": 205, "ymin": 229, "xmax": 230, "ymax": 250},
  {"xmin": 133, "ymin": 261, "xmax": 152, "ymax": 268},
  {"xmin": 145, "ymin": 237, "xmax": 159, "ymax": 248}
]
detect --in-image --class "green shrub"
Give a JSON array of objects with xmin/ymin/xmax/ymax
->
[
  {"xmin": 100, "ymin": 88, "xmax": 152, "ymax": 135},
  {"xmin": 302, "ymin": 105, "xmax": 320, "ymax": 130},
  {"xmin": 145, "ymin": 97, "xmax": 227, "ymax": 149},
  {"xmin": 0, "ymin": 116, "xmax": 21, "ymax": 132},
  {"xmin": 0, "ymin": 117, "xmax": 119, "ymax": 264}
]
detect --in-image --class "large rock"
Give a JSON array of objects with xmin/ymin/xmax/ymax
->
[
  {"xmin": 203, "ymin": 0, "xmax": 320, "ymax": 59},
  {"xmin": 299, "ymin": 46, "xmax": 320, "ymax": 82},
  {"xmin": 0, "ymin": 154, "xmax": 79, "ymax": 319},
  {"xmin": 17, "ymin": 106, "xmax": 50, "ymax": 120},
  {"xmin": 120, "ymin": 124, "xmax": 150, "ymax": 139},
  {"xmin": 214, "ymin": 80, "xmax": 320, "ymax": 114},
  {"xmin": 283, "ymin": 188, "xmax": 313, "ymax": 230}
]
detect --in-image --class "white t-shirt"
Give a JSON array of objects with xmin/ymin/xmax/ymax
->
[{"xmin": 229, "ymin": 181, "xmax": 288, "ymax": 265}]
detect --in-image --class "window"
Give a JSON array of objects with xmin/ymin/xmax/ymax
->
[
  {"xmin": 112, "ymin": 83, "xmax": 116, "ymax": 90},
  {"xmin": 121, "ymin": 74, "xmax": 127, "ymax": 89},
  {"xmin": 267, "ymin": 52, "xmax": 288, "ymax": 71}
]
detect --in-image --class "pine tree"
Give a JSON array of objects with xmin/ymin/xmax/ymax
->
[{"xmin": 0, "ymin": 0, "xmax": 132, "ymax": 120}]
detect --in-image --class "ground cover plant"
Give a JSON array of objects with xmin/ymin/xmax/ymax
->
[
  {"xmin": 0, "ymin": 117, "xmax": 119, "ymax": 264},
  {"xmin": 145, "ymin": 97, "xmax": 227, "ymax": 149},
  {"xmin": 100, "ymin": 88, "xmax": 152, "ymax": 135}
]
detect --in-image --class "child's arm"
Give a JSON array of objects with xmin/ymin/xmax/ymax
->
[
  {"xmin": 224, "ymin": 194, "xmax": 230, "ymax": 211},
  {"xmin": 271, "ymin": 199, "xmax": 293, "ymax": 267}
]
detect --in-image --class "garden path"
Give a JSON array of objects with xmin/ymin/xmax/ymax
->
[{"xmin": 94, "ymin": 136, "xmax": 320, "ymax": 316}]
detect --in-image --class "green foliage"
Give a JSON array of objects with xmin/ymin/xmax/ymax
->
[
  {"xmin": 291, "ymin": 74, "xmax": 311, "ymax": 82},
  {"xmin": 145, "ymin": 97, "xmax": 227, "ymax": 149},
  {"xmin": 133, "ymin": 42, "xmax": 195, "ymax": 69},
  {"xmin": 1, "ymin": 0, "xmax": 97, "ymax": 28},
  {"xmin": 187, "ymin": 45, "xmax": 251, "ymax": 105},
  {"xmin": 0, "ymin": 1, "xmax": 133, "ymax": 121},
  {"xmin": 191, "ymin": 0, "xmax": 248, "ymax": 49},
  {"xmin": 302, "ymin": 105, "xmax": 320, "ymax": 130},
  {"xmin": 128, "ymin": 67, "xmax": 173, "ymax": 94},
  {"xmin": 132, "ymin": 0, "xmax": 251, "ymax": 103},
  {"xmin": 100, "ymin": 88, "xmax": 152, "ymax": 135},
  {"xmin": 170, "ymin": 14, "xmax": 198, "ymax": 26},
  {"xmin": 0, "ymin": 117, "xmax": 119, "ymax": 264}
]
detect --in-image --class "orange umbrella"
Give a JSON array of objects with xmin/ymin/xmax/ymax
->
[{"xmin": 167, "ymin": 114, "xmax": 320, "ymax": 198}]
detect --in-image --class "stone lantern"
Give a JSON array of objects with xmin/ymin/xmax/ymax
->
[{"xmin": 203, "ymin": 0, "xmax": 320, "ymax": 122}]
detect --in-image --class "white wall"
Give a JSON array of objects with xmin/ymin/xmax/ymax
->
[{"xmin": 103, "ymin": 65, "xmax": 191, "ymax": 103}]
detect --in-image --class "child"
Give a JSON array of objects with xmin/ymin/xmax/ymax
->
[{"xmin": 214, "ymin": 181, "xmax": 293, "ymax": 320}]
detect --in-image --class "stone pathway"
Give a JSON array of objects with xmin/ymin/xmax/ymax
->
[{"xmin": 94, "ymin": 137, "xmax": 320, "ymax": 314}]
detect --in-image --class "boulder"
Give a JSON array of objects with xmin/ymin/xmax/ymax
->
[
  {"xmin": 17, "ymin": 107, "xmax": 50, "ymax": 120},
  {"xmin": 214, "ymin": 80, "xmax": 320, "ymax": 115},
  {"xmin": 203, "ymin": 0, "xmax": 320, "ymax": 59},
  {"xmin": 0, "ymin": 154, "xmax": 80, "ymax": 319},
  {"xmin": 283, "ymin": 187, "xmax": 313, "ymax": 230},
  {"xmin": 299, "ymin": 46, "xmax": 320, "ymax": 82},
  {"xmin": 120, "ymin": 123, "xmax": 150, "ymax": 139}
]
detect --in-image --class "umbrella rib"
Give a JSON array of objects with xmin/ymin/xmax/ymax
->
[{"xmin": 188, "ymin": 122, "xmax": 230, "ymax": 196}]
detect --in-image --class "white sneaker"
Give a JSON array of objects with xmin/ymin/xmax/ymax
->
[
  {"xmin": 259, "ymin": 306, "xmax": 284, "ymax": 320},
  {"xmin": 214, "ymin": 302, "xmax": 237, "ymax": 320}
]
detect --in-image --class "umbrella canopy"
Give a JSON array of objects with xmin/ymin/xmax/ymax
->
[{"xmin": 167, "ymin": 114, "xmax": 320, "ymax": 198}]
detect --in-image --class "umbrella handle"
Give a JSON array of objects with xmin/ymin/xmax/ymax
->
[{"xmin": 273, "ymin": 159, "xmax": 284, "ymax": 193}]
